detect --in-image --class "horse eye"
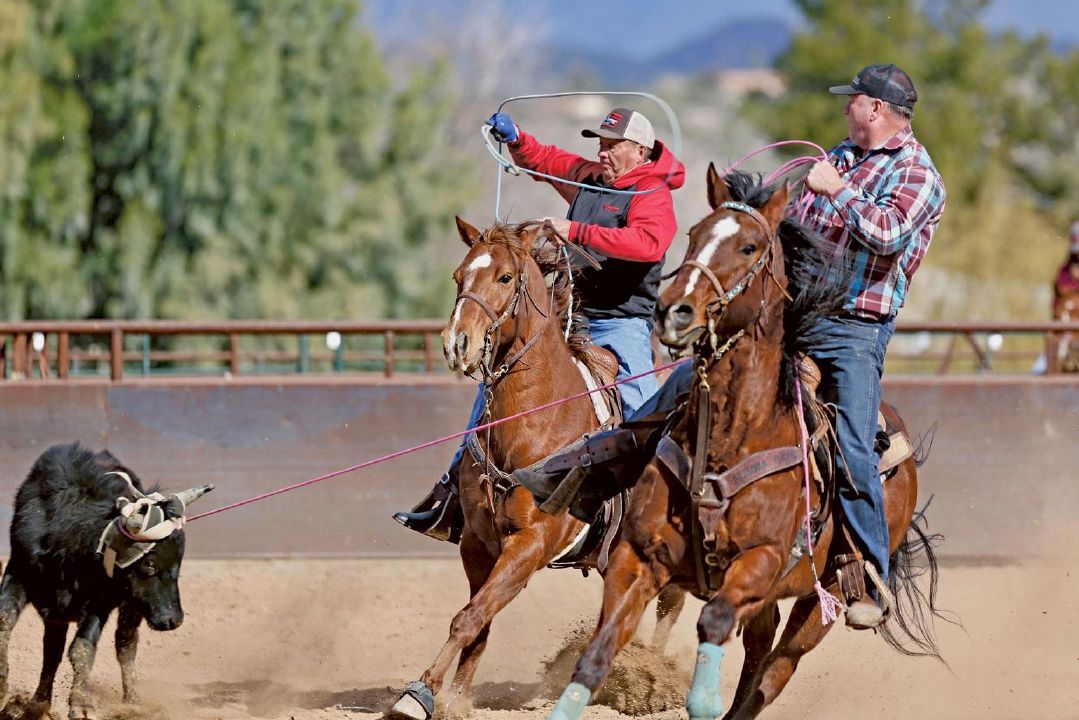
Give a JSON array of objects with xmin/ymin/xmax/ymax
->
[
  {"xmin": 140, "ymin": 561, "xmax": 157, "ymax": 577},
  {"xmin": 739, "ymin": 244, "xmax": 757, "ymax": 256},
  {"xmin": 498, "ymin": 274, "xmax": 513, "ymax": 284}
]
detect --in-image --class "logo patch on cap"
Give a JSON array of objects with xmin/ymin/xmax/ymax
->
[{"xmin": 602, "ymin": 112, "xmax": 623, "ymax": 128}]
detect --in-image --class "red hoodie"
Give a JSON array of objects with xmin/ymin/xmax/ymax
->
[{"xmin": 508, "ymin": 130, "xmax": 686, "ymax": 263}]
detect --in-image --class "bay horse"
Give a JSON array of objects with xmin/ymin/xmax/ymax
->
[
  {"xmin": 544, "ymin": 169, "xmax": 944, "ymax": 720},
  {"xmin": 388, "ymin": 218, "xmax": 684, "ymax": 720}
]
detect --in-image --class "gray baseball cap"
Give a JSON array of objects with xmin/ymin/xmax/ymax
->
[{"xmin": 581, "ymin": 108, "xmax": 655, "ymax": 149}]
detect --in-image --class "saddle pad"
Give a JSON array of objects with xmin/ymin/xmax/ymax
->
[
  {"xmin": 574, "ymin": 358, "xmax": 612, "ymax": 426},
  {"xmin": 876, "ymin": 411, "xmax": 914, "ymax": 476}
]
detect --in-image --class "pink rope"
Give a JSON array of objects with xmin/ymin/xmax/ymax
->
[
  {"xmin": 794, "ymin": 376, "xmax": 845, "ymax": 625},
  {"xmin": 722, "ymin": 139, "xmax": 827, "ymax": 177},
  {"xmin": 188, "ymin": 357, "xmax": 691, "ymax": 522},
  {"xmin": 722, "ymin": 139, "xmax": 828, "ymax": 225}
]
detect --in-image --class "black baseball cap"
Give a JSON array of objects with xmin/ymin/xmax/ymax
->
[{"xmin": 828, "ymin": 64, "xmax": 918, "ymax": 109}]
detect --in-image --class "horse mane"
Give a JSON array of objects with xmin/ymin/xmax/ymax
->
[
  {"xmin": 722, "ymin": 172, "xmax": 850, "ymax": 407},
  {"xmin": 477, "ymin": 221, "xmax": 576, "ymax": 326}
]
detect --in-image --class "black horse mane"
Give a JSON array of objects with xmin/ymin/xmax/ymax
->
[
  {"xmin": 722, "ymin": 172, "xmax": 850, "ymax": 407},
  {"xmin": 476, "ymin": 222, "xmax": 575, "ymax": 325}
]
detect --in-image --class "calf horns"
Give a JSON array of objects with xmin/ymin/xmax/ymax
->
[{"xmin": 174, "ymin": 483, "xmax": 215, "ymax": 510}]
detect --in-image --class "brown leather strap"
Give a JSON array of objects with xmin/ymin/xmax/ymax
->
[
  {"xmin": 455, "ymin": 291, "xmax": 501, "ymax": 321},
  {"xmin": 597, "ymin": 492, "xmax": 624, "ymax": 574},
  {"xmin": 690, "ymin": 379, "xmax": 713, "ymax": 596},
  {"xmin": 705, "ymin": 446, "xmax": 803, "ymax": 500},
  {"xmin": 655, "ymin": 435, "xmax": 691, "ymax": 491},
  {"xmin": 541, "ymin": 428, "xmax": 638, "ymax": 473}
]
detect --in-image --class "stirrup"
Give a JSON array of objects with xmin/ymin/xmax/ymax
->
[{"xmin": 392, "ymin": 474, "xmax": 462, "ymax": 543}]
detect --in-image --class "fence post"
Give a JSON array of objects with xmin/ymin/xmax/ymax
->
[
  {"xmin": 58, "ymin": 332, "xmax": 70, "ymax": 379},
  {"xmin": 384, "ymin": 330, "xmax": 395, "ymax": 378},
  {"xmin": 297, "ymin": 335, "xmax": 309, "ymax": 373},
  {"xmin": 424, "ymin": 333, "xmax": 435, "ymax": 372},
  {"xmin": 13, "ymin": 333, "xmax": 27, "ymax": 378},
  {"xmin": 141, "ymin": 334, "xmax": 151, "ymax": 376},
  {"xmin": 110, "ymin": 328, "xmax": 124, "ymax": 381},
  {"xmin": 229, "ymin": 334, "xmax": 240, "ymax": 376}
]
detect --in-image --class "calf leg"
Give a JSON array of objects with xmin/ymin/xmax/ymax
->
[
  {"xmin": 650, "ymin": 584, "xmax": 686, "ymax": 654},
  {"xmin": 115, "ymin": 604, "xmax": 142, "ymax": 703},
  {"xmin": 31, "ymin": 620, "xmax": 68, "ymax": 705},
  {"xmin": 0, "ymin": 571, "xmax": 29, "ymax": 701},
  {"xmin": 68, "ymin": 613, "xmax": 105, "ymax": 720}
]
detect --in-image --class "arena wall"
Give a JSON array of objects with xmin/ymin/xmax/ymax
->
[{"xmin": 0, "ymin": 375, "xmax": 1075, "ymax": 561}]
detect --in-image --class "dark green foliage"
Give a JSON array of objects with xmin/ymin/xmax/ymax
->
[{"xmin": 0, "ymin": 0, "xmax": 473, "ymax": 321}]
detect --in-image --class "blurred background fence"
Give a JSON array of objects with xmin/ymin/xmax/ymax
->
[{"xmin": 3, "ymin": 319, "xmax": 1079, "ymax": 380}]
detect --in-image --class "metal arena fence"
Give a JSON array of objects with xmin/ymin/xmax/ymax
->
[{"xmin": 1, "ymin": 320, "xmax": 1078, "ymax": 381}]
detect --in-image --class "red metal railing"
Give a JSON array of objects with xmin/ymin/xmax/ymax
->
[{"xmin": 1, "ymin": 319, "xmax": 1078, "ymax": 381}]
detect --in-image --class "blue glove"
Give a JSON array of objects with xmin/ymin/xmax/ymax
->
[{"xmin": 486, "ymin": 112, "xmax": 519, "ymax": 143}]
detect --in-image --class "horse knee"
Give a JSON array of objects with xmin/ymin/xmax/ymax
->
[
  {"xmin": 448, "ymin": 606, "xmax": 485, "ymax": 643},
  {"xmin": 697, "ymin": 597, "xmax": 735, "ymax": 645}
]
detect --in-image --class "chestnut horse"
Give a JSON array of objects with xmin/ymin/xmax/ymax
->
[
  {"xmin": 388, "ymin": 218, "xmax": 684, "ymax": 720},
  {"xmin": 545, "ymin": 170, "xmax": 944, "ymax": 720}
]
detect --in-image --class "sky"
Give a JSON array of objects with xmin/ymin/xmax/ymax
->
[{"xmin": 366, "ymin": 0, "xmax": 1078, "ymax": 59}]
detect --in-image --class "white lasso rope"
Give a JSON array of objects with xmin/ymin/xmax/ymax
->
[{"xmin": 483, "ymin": 91, "xmax": 684, "ymax": 220}]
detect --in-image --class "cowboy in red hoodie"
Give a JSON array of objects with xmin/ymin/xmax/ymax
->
[{"xmin": 393, "ymin": 108, "xmax": 685, "ymax": 541}]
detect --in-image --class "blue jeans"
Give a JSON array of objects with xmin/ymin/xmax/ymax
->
[
  {"xmin": 446, "ymin": 316, "xmax": 658, "ymax": 471},
  {"xmin": 588, "ymin": 316, "xmax": 658, "ymax": 419},
  {"xmin": 799, "ymin": 314, "xmax": 896, "ymax": 583}
]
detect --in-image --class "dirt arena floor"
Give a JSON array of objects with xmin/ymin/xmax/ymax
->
[{"xmin": 1, "ymin": 556, "xmax": 1075, "ymax": 720}]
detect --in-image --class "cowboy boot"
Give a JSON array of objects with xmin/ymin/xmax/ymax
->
[
  {"xmin": 515, "ymin": 425, "xmax": 651, "ymax": 523},
  {"xmin": 392, "ymin": 464, "xmax": 463, "ymax": 544},
  {"xmin": 835, "ymin": 552, "xmax": 890, "ymax": 630}
]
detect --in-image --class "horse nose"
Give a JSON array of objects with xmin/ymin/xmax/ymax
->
[
  {"xmin": 664, "ymin": 302, "xmax": 694, "ymax": 331},
  {"xmin": 455, "ymin": 333, "xmax": 469, "ymax": 359}
]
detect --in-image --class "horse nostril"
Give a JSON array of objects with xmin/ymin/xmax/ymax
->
[
  {"xmin": 455, "ymin": 334, "xmax": 468, "ymax": 358},
  {"xmin": 670, "ymin": 303, "xmax": 694, "ymax": 331}
]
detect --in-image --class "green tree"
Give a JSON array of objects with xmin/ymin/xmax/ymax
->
[{"xmin": 0, "ymin": 0, "xmax": 474, "ymax": 322}]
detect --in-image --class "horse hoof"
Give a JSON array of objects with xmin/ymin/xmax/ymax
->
[{"xmin": 388, "ymin": 680, "xmax": 434, "ymax": 720}]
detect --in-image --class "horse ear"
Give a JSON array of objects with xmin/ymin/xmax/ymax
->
[
  {"xmin": 760, "ymin": 182, "xmax": 790, "ymax": 228},
  {"xmin": 706, "ymin": 162, "xmax": 730, "ymax": 210},
  {"xmin": 517, "ymin": 222, "xmax": 545, "ymax": 252},
  {"xmin": 455, "ymin": 216, "xmax": 482, "ymax": 247}
]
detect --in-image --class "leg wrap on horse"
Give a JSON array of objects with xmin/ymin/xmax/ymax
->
[
  {"xmin": 686, "ymin": 642, "xmax": 725, "ymax": 720},
  {"xmin": 549, "ymin": 682, "xmax": 592, "ymax": 720}
]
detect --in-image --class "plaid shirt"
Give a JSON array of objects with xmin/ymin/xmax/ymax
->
[{"xmin": 796, "ymin": 126, "xmax": 946, "ymax": 318}]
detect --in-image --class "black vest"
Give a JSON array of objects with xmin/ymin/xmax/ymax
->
[{"xmin": 567, "ymin": 181, "xmax": 665, "ymax": 326}]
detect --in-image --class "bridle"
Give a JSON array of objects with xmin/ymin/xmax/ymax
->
[
  {"xmin": 667, "ymin": 200, "xmax": 787, "ymax": 358},
  {"xmin": 454, "ymin": 244, "xmax": 553, "ymax": 387}
]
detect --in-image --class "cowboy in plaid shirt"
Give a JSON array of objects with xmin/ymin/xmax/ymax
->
[{"xmin": 798, "ymin": 64, "xmax": 946, "ymax": 630}]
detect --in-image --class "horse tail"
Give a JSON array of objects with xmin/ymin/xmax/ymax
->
[
  {"xmin": 913, "ymin": 423, "xmax": 937, "ymax": 468},
  {"xmin": 880, "ymin": 506, "xmax": 957, "ymax": 664}
]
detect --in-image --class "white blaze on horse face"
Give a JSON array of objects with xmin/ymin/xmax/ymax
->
[
  {"xmin": 450, "ymin": 252, "xmax": 494, "ymax": 331},
  {"xmin": 684, "ymin": 216, "xmax": 740, "ymax": 297}
]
